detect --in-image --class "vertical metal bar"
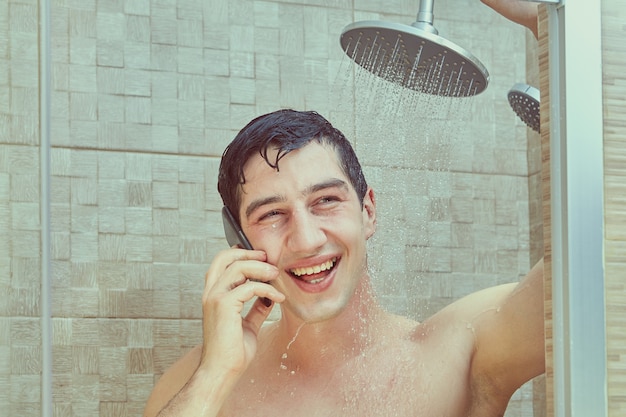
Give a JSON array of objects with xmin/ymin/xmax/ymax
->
[
  {"xmin": 38, "ymin": 0, "xmax": 53, "ymax": 416},
  {"xmin": 548, "ymin": 0, "xmax": 607, "ymax": 416},
  {"xmin": 547, "ymin": 5, "xmax": 568, "ymax": 415}
]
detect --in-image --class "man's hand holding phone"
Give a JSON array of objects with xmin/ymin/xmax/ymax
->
[
  {"xmin": 200, "ymin": 247, "xmax": 283, "ymax": 378},
  {"xmin": 195, "ymin": 207, "xmax": 285, "ymax": 384}
]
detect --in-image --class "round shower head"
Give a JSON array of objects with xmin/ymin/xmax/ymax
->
[
  {"xmin": 340, "ymin": 20, "xmax": 489, "ymax": 97},
  {"xmin": 507, "ymin": 83, "xmax": 540, "ymax": 132}
]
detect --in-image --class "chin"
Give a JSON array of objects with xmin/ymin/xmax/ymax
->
[{"xmin": 286, "ymin": 293, "xmax": 354, "ymax": 324}]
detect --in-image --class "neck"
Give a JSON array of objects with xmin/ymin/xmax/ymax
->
[{"xmin": 266, "ymin": 278, "xmax": 389, "ymax": 371}]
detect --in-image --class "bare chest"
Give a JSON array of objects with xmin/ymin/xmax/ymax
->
[{"xmin": 218, "ymin": 344, "xmax": 472, "ymax": 417}]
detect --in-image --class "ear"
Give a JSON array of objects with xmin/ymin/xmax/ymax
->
[{"xmin": 362, "ymin": 187, "xmax": 377, "ymax": 239}]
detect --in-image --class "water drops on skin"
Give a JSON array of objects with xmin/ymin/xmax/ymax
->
[
  {"xmin": 278, "ymin": 322, "xmax": 306, "ymax": 375},
  {"xmin": 465, "ymin": 305, "xmax": 504, "ymax": 335}
]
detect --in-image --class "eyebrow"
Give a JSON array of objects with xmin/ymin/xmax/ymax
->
[{"xmin": 244, "ymin": 178, "xmax": 350, "ymax": 219}]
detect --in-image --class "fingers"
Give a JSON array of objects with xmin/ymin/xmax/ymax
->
[
  {"xmin": 204, "ymin": 248, "xmax": 278, "ymax": 293},
  {"xmin": 220, "ymin": 278, "xmax": 285, "ymax": 310},
  {"xmin": 201, "ymin": 278, "xmax": 284, "ymax": 339},
  {"xmin": 202, "ymin": 248, "xmax": 284, "ymax": 319}
]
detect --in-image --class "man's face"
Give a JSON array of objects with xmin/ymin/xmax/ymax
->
[{"xmin": 238, "ymin": 142, "xmax": 376, "ymax": 323}]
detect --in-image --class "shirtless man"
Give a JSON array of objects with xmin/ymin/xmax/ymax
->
[{"xmin": 142, "ymin": 109, "xmax": 545, "ymax": 417}]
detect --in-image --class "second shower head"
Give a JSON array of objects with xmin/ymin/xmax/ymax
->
[{"xmin": 508, "ymin": 83, "xmax": 540, "ymax": 132}]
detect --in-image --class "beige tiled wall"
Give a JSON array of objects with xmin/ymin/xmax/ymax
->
[
  {"xmin": 1, "ymin": 0, "xmax": 542, "ymax": 416},
  {"xmin": 2, "ymin": 0, "xmax": 42, "ymax": 416}
]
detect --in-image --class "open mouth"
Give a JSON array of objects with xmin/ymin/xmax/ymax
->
[{"xmin": 289, "ymin": 257, "xmax": 338, "ymax": 284}]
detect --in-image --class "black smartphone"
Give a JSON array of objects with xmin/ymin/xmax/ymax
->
[{"xmin": 222, "ymin": 206, "xmax": 253, "ymax": 250}]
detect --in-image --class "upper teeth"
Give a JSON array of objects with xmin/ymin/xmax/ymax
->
[{"xmin": 291, "ymin": 258, "xmax": 336, "ymax": 277}]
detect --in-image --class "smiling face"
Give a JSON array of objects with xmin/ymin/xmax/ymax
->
[{"xmin": 239, "ymin": 142, "xmax": 377, "ymax": 324}]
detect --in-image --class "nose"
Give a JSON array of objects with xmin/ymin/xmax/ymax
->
[{"xmin": 285, "ymin": 209, "xmax": 326, "ymax": 253}]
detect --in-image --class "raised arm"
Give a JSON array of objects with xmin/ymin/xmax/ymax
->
[
  {"xmin": 142, "ymin": 248, "xmax": 284, "ymax": 417},
  {"xmin": 481, "ymin": 0, "xmax": 539, "ymax": 39},
  {"xmin": 469, "ymin": 259, "xmax": 545, "ymax": 408}
]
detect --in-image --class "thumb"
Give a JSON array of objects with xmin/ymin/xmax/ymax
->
[{"xmin": 243, "ymin": 297, "xmax": 275, "ymax": 335}]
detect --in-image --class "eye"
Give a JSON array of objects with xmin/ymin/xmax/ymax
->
[
  {"xmin": 316, "ymin": 195, "xmax": 342, "ymax": 206},
  {"xmin": 258, "ymin": 209, "xmax": 281, "ymax": 221}
]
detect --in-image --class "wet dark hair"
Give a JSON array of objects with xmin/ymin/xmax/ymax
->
[{"xmin": 218, "ymin": 109, "xmax": 368, "ymax": 222}]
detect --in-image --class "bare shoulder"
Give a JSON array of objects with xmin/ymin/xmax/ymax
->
[
  {"xmin": 142, "ymin": 345, "xmax": 203, "ymax": 417},
  {"xmin": 430, "ymin": 260, "xmax": 543, "ymax": 333},
  {"xmin": 418, "ymin": 282, "xmax": 519, "ymax": 366},
  {"xmin": 433, "ymin": 282, "xmax": 518, "ymax": 322}
]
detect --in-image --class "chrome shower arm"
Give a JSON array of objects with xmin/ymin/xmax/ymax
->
[
  {"xmin": 416, "ymin": 0, "xmax": 434, "ymax": 24},
  {"xmin": 413, "ymin": 0, "xmax": 438, "ymax": 34}
]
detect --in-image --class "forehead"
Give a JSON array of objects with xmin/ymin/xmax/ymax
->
[{"xmin": 239, "ymin": 142, "xmax": 348, "ymax": 196}]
